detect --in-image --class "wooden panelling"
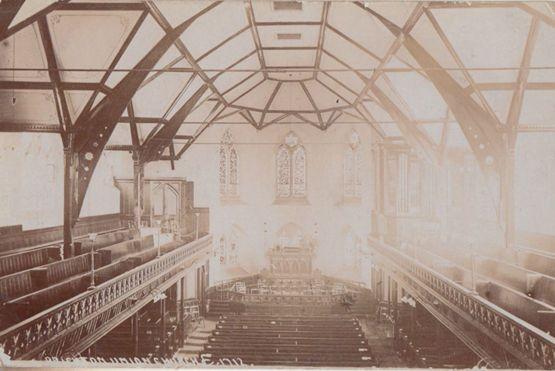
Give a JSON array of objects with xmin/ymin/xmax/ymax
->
[
  {"xmin": 0, "ymin": 271, "xmax": 33, "ymax": 302},
  {"xmin": 0, "ymin": 230, "xmax": 129, "ymax": 278},
  {"xmin": 0, "ymin": 214, "xmax": 125, "ymax": 253},
  {"xmin": 0, "ymin": 249, "xmax": 49, "ymax": 277},
  {"xmin": 516, "ymin": 231, "xmax": 555, "ymax": 254},
  {"xmin": 0, "ymin": 225, "xmax": 22, "ymax": 236}
]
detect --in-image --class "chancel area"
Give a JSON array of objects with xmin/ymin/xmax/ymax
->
[{"xmin": 0, "ymin": 0, "xmax": 554, "ymax": 369}]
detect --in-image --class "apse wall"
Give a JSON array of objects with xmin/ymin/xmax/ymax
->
[{"xmin": 145, "ymin": 123, "xmax": 377, "ymax": 283}]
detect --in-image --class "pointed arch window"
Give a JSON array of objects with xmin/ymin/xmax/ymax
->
[
  {"xmin": 217, "ymin": 236, "xmax": 226, "ymax": 264},
  {"xmin": 292, "ymin": 146, "xmax": 306, "ymax": 196},
  {"xmin": 276, "ymin": 132, "xmax": 306, "ymax": 199},
  {"xmin": 277, "ymin": 146, "xmax": 291, "ymax": 197},
  {"xmin": 219, "ymin": 130, "xmax": 239, "ymax": 197},
  {"xmin": 344, "ymin": 130, "xmax": 362, "ymax": 198}
]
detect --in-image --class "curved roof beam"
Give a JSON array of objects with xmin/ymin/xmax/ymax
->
[
  {"xmin": 141, "ymin": 84, "xmax": 209, "ymax": 164},
  {"xmin": 359, "ymin": 2, "xmax": 506, "ymax": 174},
  {"xmin": 0, "ymin": 0, "xmax": 25, "ymax": 37},
  {"xmin": 353, "ymin": 2, "xmax": 427, "ymax": 106},
  {"xmin": 423, "ymin": 9, "xmax": 502, "ymax": 129},
  {"xmin": 0, "ymin": 1, "xmax": 146, "ymax": 42},
  {"xmin": 176, "ymin": 102, "xmax": 225, "ymax": 159},
  {"xmin": 371, "ymin": 85, "xmax": 439, "ymax": 163},
  {"xmin": 72, "ymin": 16, "xmax": 200, "ymax": 220},
  {"xmin": 145, "ymin": 1, "xmax": 228, "ymax": 105}
]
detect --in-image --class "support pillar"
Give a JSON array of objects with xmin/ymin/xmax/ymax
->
[
  {"xmin": 371, "ymin": 145, "xmax": 382, "ymax": 237},
  {"xmin": 502, "ymin": 150, "xmax": 516, "ymax": 249},
  {"xmin": 198, "ymin": 265, "xmax": 206, "ymax": 316},
  {"xmin": 63, "ymin": 146, "xmax": 76, "ymax": 258},
  {"xmin": 133, "ymin": 158, "xmax": 144, "ymax": 233},
  {"xmin": 378, "ymin": 146, "xmax": 386, "ymax": 213},
  {"xmin": 179, "ymin": 276, "xmax": 186, "ymax": 347},
  {"xmin": 205, "ymin": 259, "xmax": 210, "ymax": 293},
  {"xmin": 397, "ymin": 152, "xmax": 409, "ymax": 216},
  {"xmin": 195, "ymin": 212, "xmax": 200, "ymax": 240},
  {"xmin": 392, "ymin": 279, "xmax": 399, "ymax": 340},
  {"xmin": 409, "ymin": 302, "xmax": 416, "ymax": 338},
  {"xmin": 132, "ymin": 312, "xmax": 140, "ymax": 356},
  {"xmin": 159, "ymin": 295, "xmax": 167, "ymax": 356}
]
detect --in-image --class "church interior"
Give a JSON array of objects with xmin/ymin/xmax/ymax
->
[{"xmin": 0, "ymin": 0, "xmax": 554, "ymax": 368}]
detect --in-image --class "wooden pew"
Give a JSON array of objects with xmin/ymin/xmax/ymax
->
[
  {"xmin": 0, "ymin": 225, "xmax": 22, "ymax": 236},
  {"xmin": 0, "ymin": 247, "xmax": 61, "ymax": 278},
  {"xmin": 0, "ymin": 252, "xmax": 104, "ymax": 303},
  {"xmin": 532, "ymin": 276, "xmax": 555, "ymax": 306},
  {"xmin": 0, "ymin": 270, "xmax": 34, "ymax": 303},
  {"xmin": 518, "ymin": 250, "xmax": 555, "ymax": 277},
  {"xmin": 0, "ymin": 214, "xmax": 125, "ymax": 254},
  {"xmin": 1, "ymin": 239, "xmax": 183, "ymax": 326},
  {"xmin": 0, "ymin": 229, "xmax": 129, "ymax": 278},
  {"xmin": 204, "ymin": 314, "xmax": 374, "ymax": 367},
  {"xmin": 208, "ymin": 336, "xmax": 368, "ymax": 346}
]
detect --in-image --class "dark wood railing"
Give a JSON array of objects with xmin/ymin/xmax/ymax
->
[
  {"xmin": 0, "ymin": 234, "xmax": 212, "ymax": 360},
  {"xmin": 369, "ymin": 238, "xmax": 555, "ymax": 369}
]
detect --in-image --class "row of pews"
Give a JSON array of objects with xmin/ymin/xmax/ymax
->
[
  {"xmin": 201, "ymin": 314, "xmax": 376, "ymax": 367},
  {"xmin": 0, "ymin": 229, "xmax": 130, "ymax": 294},
  {"xmin": 404, "ymin": 235, "xmax": 555, "ymax": 335},
  {"xmin": 0, "ymin": 213, "xmax": 125, "ymax": 254},
  {"xmin": 0, "ymin": 225, "xmax": 186, "ymax": 330}
]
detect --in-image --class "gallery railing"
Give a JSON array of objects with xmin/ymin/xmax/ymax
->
[
  {"xmin": 369, "ymin": 238, "xmax": 555, "ymax": 370},
  {"xmin": 0, "ymin": 234, "xmax": 212, "ymax": 360}
]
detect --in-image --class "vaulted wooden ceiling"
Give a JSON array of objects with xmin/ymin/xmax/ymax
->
[{"xmin": 0, "ymin": 0, "xmax": 554, "ymax": 163}]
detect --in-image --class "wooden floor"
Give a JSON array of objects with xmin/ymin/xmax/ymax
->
[{"xmin": 358, "ymin": 317, "xmax": 406, "ymax": 368}]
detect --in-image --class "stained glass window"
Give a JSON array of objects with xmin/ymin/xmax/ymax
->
[
  {"xmin": 292, "ymin": 146, "xmax": 306, "ymax": 197},
  {"xmin": 229, "ymin": 147, "xmax": 238, "ymax": 196},
  {"xmin": 277, "ymin": 146, "xmax": 291, "ymax": 197},
  {"xmin": 219, "ymin": 146, "xmax": 227, "ymax": 195},
  {"xmin": 219, "ymin": 130, "xmax": 238, "ymax": 197},
  {"xmin": 276, "ymin": 132, "xmax": 306, "ymax": 198}
]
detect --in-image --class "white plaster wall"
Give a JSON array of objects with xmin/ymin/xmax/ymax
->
[
  {"xmin": 0, "ymin": 132, "xmax": 130, "ymax": 229},
  {"xmin": 144, "ymin": 123, "xmax": 377, "ymax": 281},
  {"xmin": 0, "ymin": 133, "xmax": 63, "ymax": 229},
  {"xmin": 515, "ymin": 133, "xmax": 555, "ymax": 235},
  {"xmin": 80, "ymin": 150, "xmax": 133, "ymax": 218}
]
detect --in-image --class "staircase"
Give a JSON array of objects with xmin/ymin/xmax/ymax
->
[{"xmin": 175, "ymin": 320, "xmax": 216, "ymax": 359}]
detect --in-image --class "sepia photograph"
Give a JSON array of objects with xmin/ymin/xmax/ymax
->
[{"xmin": 0, "ymin": 0, "xmax": 554, "ymax": 369}]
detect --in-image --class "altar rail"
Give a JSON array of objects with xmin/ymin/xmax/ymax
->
[
  {"xmin": 0, "ymin": 214, "xmax": 126, "ymax": 254},
  {"xmin": 368, "ymin": 238, "xmax": 555, "ymax": 370},
  {"xmin": 0, "ymin": 234, "xmax": 212, "ymax": 360},
  {"xmin": 239, "ymin": 293, "xmax": 341, "ymax": 306}
]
